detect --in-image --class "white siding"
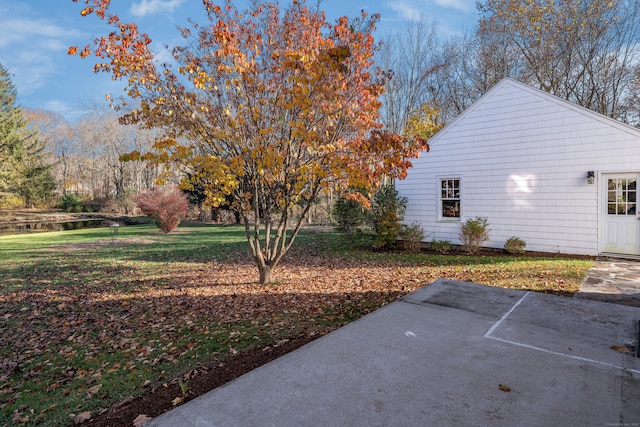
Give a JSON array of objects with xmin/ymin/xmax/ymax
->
[{"xmin": 397, "ymin": 79, "xmax": 640, "ymax": 255}]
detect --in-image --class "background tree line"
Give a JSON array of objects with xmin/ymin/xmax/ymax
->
[
  {"xmin": 3, "ymin": 0, "xmax": 640, "ymax": 212},
  {"xmin": 380, "ymin": 0, "xmax": 640, "ymax": 131},
  {"xmin": 0, "ymin": 63, "xmax": 164, "ymax": 211}
]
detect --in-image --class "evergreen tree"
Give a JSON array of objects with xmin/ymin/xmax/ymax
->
[{"xmin": 0, "ymin": 63, "xmax": 55, "ymax": 207}]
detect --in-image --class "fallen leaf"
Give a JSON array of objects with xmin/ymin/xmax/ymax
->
[
  {"xmin": 133, "ymin": 414, "xmax": 153, "ymax": 426},
  {"xmin": 73, "ymin": 411, "xmax": 91, "ymax": 424},
  {"xmin": 498, "ymin": 384, "xmax": 511, "ymax": 392},
  {"xmin": 86, "ymin": 383, "xmax": 102, "ymax": 398},
  {"xmin": 610, "ymin": 345, "xmax": 631, "ymax": 354},
  {"xmin": 171, "ymin": 396, "xmax": 184, "ymax": 406},
  {"xmin": 12, "ymin": 412, "xmax": 29, "ymax": 423},
  {"xmin": 40, "ymin": 404, "xmax": 57, "ymax": 414},
  {"xmin": 114, "ymin": 395, "xmax": 135, "ymax": 409}
]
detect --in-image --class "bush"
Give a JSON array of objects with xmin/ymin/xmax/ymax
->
[
  {"xmin": 332, "ymin": 196, "xmax": 365, "ymax": 233},
  {"xmin": 135, "ymin": 186, "xmax": 189, "ymax": 233},
  {"xmin": 430, "ymin": 239, "xmax": 451, "ymax": 254},
  {"xmin": 399, "ymin": 222, "xmax": 425, "ymax": 252},
  {"xmin": 504, "ymin": 236, "xmax": 526, "ymax": 255},
  {"xmin": 0, "ymin": 194, "xmax": 25, "ymax": 209},
  {"xmin": 59, "ymin": 193, "xmax": 83, "ymax": 213},
  {"xmin": 368, "ymin": 184, "xmax": 407, "ymax": 249},
  {"xmin": 459, "ymin": 216, "xmax": 489, "ymax": 255}
]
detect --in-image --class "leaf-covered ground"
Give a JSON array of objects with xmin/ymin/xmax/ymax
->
[{"xmin": 0, "ymin": 225, "xmax": 592, "ymax": 426}]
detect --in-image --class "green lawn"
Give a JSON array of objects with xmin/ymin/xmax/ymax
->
[{"xmin": 0, "ymin": 224, "xmax": 593, "ymax": 425}]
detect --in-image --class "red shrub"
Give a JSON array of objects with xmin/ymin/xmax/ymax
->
[{"xmin": 135, "ymin": 186, "xmax": 189, "ymax": 233}]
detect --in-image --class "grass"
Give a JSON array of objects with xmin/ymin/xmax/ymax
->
[{"xmin": 0, "ymin": 224, "xmax": 593, "ymax": 425}]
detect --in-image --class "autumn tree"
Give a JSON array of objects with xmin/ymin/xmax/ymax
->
[{"xmin": 72, "ymin": 0, "xmax": 429, "ymax": 284}]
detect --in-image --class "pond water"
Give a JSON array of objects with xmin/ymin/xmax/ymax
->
[{"xmin": 0, "ymin": 219, "xmax": 114, "ymax": 235}]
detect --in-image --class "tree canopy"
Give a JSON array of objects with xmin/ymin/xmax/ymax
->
[
  {"xmin": 72, "ymin": 0, "xmax": 430, "ymax": 283},
  {"xmin": 476, "ymin": 0, "xmax": 640, "ymax": 120},
  {"xmin": 378, "ymin": 1, "xmax": 640, "ymax": 128},
  {"xmin": 0, "ymin": 63, "xmax": 55, "ymax": 208}
]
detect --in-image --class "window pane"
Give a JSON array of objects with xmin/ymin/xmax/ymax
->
[
  {"xmin": 608, "ymin": 178, "xmax": 638, "ymax": 215},
  {"xmin": 442, "ymin": 200, "xmax": 460, "ymax": 217}
]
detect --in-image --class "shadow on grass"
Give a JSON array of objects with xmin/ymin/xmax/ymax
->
[{"xmin": 0, "ymin": 284, "xmax": 401, "ymax": 426}]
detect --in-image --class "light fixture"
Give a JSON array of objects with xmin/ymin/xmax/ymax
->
[{"xmin": 586, "ymin": 171, "xmax": 595, "ymax": 185}]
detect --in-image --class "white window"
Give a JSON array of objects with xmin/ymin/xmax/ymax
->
[
  {"xmin": 440, "ymin": 178, "xmax": 460, "ymax": 219},
  {"xmin": 608, "ymin": 178, "xmax": 637, "ymax": 215}
]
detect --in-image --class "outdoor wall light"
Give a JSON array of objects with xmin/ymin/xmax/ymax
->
[{"xmin": 586, "ymin": 171, "xmax": 595, "ymax": 184}]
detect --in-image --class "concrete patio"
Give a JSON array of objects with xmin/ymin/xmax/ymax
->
[{"xmin": 148, "ymin": 278, "xmax": 640, "ymax": 427}]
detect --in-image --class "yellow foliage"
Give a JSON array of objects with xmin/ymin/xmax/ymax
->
[
  {"xmin": 403, "ymin": 103, "xmax": 443, "ymax": 142},
  {"xmin": 181, "ymin": 155, "xmax": 240, "ymax": 208}
]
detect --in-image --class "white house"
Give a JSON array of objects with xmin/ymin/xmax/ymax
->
[{"xmin": 396, "ymin": 78, "xmax": 640, "ymax": 257}]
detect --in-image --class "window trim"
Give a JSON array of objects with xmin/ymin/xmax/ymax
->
[{"xmin": 438, "ymin": 177, "xmax": 461, "ymax": 222}]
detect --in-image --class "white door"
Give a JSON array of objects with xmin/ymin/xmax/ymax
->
[{"xmin": 602, "ymin": 174, "xmax": 640, "ymax": 255}]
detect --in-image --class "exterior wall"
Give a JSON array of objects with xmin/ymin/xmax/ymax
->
[{"xmin": 396, "ymin": 79, "xmax": 640, "ymax": 255}]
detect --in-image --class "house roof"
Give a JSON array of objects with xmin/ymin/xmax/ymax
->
[{"xmin": 429, "ymin": 77, "xmax": 640, "ymax": 146}]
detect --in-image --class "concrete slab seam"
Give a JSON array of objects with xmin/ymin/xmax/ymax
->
[
  {"xmin": 483, "ymin": 292, "xmax": 530, "ymax": 337},
  {"xmin": 483, "ymin": 292, "xmax": 640, "ymax": 375},
  {"xmin": 485, "ymin": 335, "xmax": 640, "ymax": 375}
]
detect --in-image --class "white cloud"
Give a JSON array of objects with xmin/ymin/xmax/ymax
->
[
  {"xmin": 0, "ymin": 16, "xmax": 82, "ymax": 96},
  {"xmin": 130, "ymin": 0, "xmax": 185, "ymax": 17},
  {"xmin": 433, "ymin": 0, "xmax": 474, "ymax": 12},
  {"xmin": 43, "ymin": 100, "xmax": 74, "ymax": 117},
  {"xmin": 0, "ymin": 18, "xmax": 81, "ymax": 49},
  {"xmin": 385, "ymin": 0, "xmax": 474, "ymax": 20},
  {"xmin": 385, "ymin": 1, "xmax": 423, "ymax": 21}
]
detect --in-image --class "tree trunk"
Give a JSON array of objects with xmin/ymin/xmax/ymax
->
[
  {"xmin": 211, "ymin": 207, "xmax": 220, "ymax": 222},
  {"xmin": 258, "ymin": 264, "xmax": 273, "ymax": 285}
]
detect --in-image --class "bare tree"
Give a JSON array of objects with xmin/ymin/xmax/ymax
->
[
  {"xmin": 476, "ymin": 0, "xmax": 640, "ymax": 123},
  {"xmin": 26, "ymin": 103, "xmax": 164, "ymax": 210},
  {"xmin": 75, "ymin": 106, "xmax": 163, "ymax": 209},
  {"xmin": 378, "ymin": 18, "xmax": 448, "ymax": 132}
]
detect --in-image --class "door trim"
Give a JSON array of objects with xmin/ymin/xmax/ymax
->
[{"xmin": 598, "ymin": 172, "xmax": 639, "ymax": 256}]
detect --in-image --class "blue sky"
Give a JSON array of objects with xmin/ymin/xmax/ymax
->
[{"xmin": 0, "ymin": 0, "xmax": 477, "ymax": 121}]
